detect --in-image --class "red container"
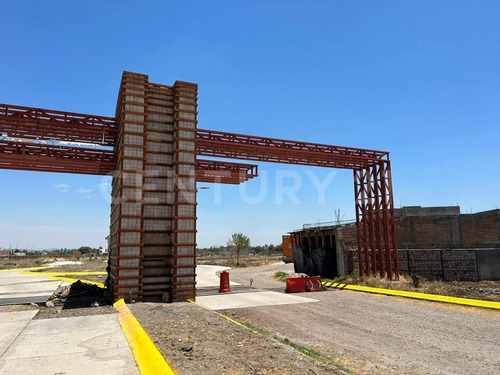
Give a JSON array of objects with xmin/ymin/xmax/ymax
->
[
  {"xmin": 305, "ymin": 276, "xmax": 325, "ymax": 292},
  {"xmin": 285, "ymin": 276, "xmax": 307, "ymax": 293}
]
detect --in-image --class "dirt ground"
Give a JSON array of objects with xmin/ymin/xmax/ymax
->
[
  {"xmin": 130, "ymin": 302, "xmax": 346, "ymax": 375},
  {"xmin": 226, "ymin": 263, "xmax": 500, "ymax": 375},
  {"xmin": 35, "ymin": 259, "xmax": 108, "ymax": 273},
  {"xmin": 197, "ymin": 254, "xmax": 283, "ymax": 268},
  {"xmin": 0, "ymin": 257, "xmax": 108, "ymax": 272},
  {"xmin": 0, "ymin": 256, "xmax": 54, "ymax": 269}
]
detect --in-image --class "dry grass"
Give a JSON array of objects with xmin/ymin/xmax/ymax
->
[
  {"xmin": 325, "ymin": 273, "xmax": 500, "ymax": 302},
  {"xmin": 0, "ymin": 256, "xmax": 53, "ymax": 269},
  {"xmin": 197, "ymin": 254, "xmax": 282, "ymax": 268}
]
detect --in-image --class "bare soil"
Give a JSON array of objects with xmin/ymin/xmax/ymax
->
[
  {"xmin": 34, "ymin": 305, "xmax": 115, "ymax": 319},
  {"xmin": 0, "ymin": 256, "xmax": 54, "ymax": 269},
  {"xmin": 129, "ymin": 302, "xmax": 346, "ymax": 375},
  {"xmin": 34, "ymin": 259, "xmax": 108, "ymax": 273},
  {"xmin": 226, "ymin": 263, "xmax": 500, "ymax": 375},
  {"xmin": 197, "ymin": 254, "xmax": 283, "ymax": 268}
]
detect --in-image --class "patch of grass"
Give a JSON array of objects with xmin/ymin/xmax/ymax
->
[
  {"xmin": 240, "ymin": 321, "xmax": 351, "ymax": 374},
  {"xmin": 273, "ymin": 271, "xmax": 288, "ymax": 282}
]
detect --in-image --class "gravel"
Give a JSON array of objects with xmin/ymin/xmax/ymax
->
[
  {"xmin": 224, "ymin": 264, "xmax": 500, "ymax": 375},
  {"xmin": 129, "ymin": 302, "xmax": 346, "ymax": 375}
]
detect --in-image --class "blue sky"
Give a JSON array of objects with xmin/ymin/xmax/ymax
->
[{"xmin": 0, "ymin": 1, "xmax": 499, "ymax": 249}]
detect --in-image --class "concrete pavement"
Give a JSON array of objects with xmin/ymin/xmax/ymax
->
[
  {"xmin": 196, "ymin": 265, "xmax": 241, "ymax": 288},
  {"xmin": 195, "ymin": 264, "xmax": 318, "ymax": 310},
  {"xmin": 0, "ymin": 310, "xmax": 138, "ymax": 375},
  {"xmin": 0, "ymin": 270, "xmax": 63, "ymax": 306}
]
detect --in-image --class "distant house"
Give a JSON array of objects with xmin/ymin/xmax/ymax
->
[{"xmin": 0, "ymin": 249, "xmax": 11, "ymax": 259}]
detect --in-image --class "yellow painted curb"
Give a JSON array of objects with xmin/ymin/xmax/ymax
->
[
  {"xmin": 113, "ymin": 299, "xmax": 176, "ymax": 375},
  {"xmin": 21, "ymin": 271, "xmax": 107, "ymax": 276},
  {"xmin": 49, "ymin": 276, "xmax": 105, "ymax": 288},
  {"xmin": 322, "ymin": 282, "xmax": 500, "ymax": 310},
  {"xmin": 0, "ymin": 266, "xmax": 53, "ymax": 272}
]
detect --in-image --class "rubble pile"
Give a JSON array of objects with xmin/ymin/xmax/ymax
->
[{"xmin": 48, "ymin": 280, "xmax": 108, "ymax": 308}]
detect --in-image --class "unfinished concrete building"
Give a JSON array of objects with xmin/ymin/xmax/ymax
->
[{"xmin": 290, "ymin": 206, "xmax": 500, "ymax": 281}]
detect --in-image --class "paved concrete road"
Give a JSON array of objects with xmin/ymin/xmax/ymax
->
[
  {"xmin": 0, "ymin": 270, "xmax": 63, "ymax": 305},
  {"xmin": 195, "ymin": 264, "xmax": 318, "ymax": 310},
  {"xmin": 196, "ymin": 265, "xmax": 241, "ymax": 288},
  {"xmin": 227, "ymin": 263, "xmax": 500, "ymax": 375},
  {"xmin": 0, "ymin": 310, "xmax": 138, "ymax": 375}
]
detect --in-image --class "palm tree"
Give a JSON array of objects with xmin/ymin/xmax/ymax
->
[{"xmin": 227, "ymin": 233, "xmax": 250, "ymax": 266}]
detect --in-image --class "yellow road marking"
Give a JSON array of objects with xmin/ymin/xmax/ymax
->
[
  {"xmin": 114, "ymin": 299, "xmax": 176, "ymax": 375},
  {"xmin": 21, "ymin": 271, "xmax": 107, "ymax": 276},
  {"xmin": 0, "ymin": 266, "xmax": 53, "ymax": 272},
  {"xmin": 322, "ymin": 282, "xmax": 500, "ymax": 310},
  {"xmin": 49, "ymin": 276, "xmax": 105, "ymax": 288},
  {"xmin": 188, "ymin": 299, "xmax": 258, "ymax": 333}
]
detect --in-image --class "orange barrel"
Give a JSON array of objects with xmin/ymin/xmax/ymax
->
[{"xmin": 219, "ymin": 271, "xmax": 231, "ymax": 293}]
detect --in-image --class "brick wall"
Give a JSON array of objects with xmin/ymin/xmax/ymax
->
[
  {"xmin": 345, "ymin": 249, "xmax": 480, "ymax": 281},
  {"xmin": 340, "ymin": 209, "xmax": 500, "ymax": 250}
]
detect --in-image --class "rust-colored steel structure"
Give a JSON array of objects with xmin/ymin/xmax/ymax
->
[{"xmin": 0, "ymin": 71, "xmax": 399, "ymax": 301}]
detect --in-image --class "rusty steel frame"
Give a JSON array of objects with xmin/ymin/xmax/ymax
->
[
  {"xmin": 196, "ymin": 159, "xmax": 258, "ymax": 184},
  {"xmin": 196, "ymin": 128, "xmax": 388, "ymax": 169},
  {"xmin": 354, "ymin": 162, "xmax": 398, "ymax": 279},
  {"xmin": 0, "ymin": 96, "xmax": 399, "ymax": 280},
  {"xmin": 0, "ymin": 104, "xmax": 117, "ymax": 146}
]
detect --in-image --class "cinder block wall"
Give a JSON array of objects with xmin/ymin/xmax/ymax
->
[
  {"xmin": 344, "ymin": 249, "xmax": 486, "ymax": 281},
  {"xmin": 341, "ymin": 209, "xmax": 500, "ymax": 250}
]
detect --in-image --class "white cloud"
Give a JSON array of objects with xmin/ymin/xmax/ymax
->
[
  {"xmin": 54, "ymin": 184, "xmax": 70, "ymax": 193},
  {"xmin": 77, "ymin": 188, "xmax": 92, "ymax": 194}
]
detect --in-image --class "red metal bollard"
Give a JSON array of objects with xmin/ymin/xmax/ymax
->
[{"xmin": 219, "ymin": 271, "xmax": 231, "ymax": 293}]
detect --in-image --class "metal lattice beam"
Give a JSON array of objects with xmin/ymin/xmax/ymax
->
[
  {"xmin": 0, "ymin": 104, "xmax": 117, "ymax": 146},
  {"xmin": 0, "ymin": 101, "xmax": 399, "ymax": 279},
  {"xmin": 196, "ymin": 128, "xmax": 388, "ymax": 169}
]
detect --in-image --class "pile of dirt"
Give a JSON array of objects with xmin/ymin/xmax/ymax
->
[
  {"xmin": 49, "ymin": 280, "xmax": 108, "ymax": 308},
  {"xmin": 35, "ymin": 281, "xmax": 114, "ymax": 319}
]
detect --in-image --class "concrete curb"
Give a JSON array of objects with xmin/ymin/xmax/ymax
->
[
  {"xmin": 113, "ymin": 299, "xmax": 176, "ymax": 375},
  {"xmin": 322, "ymin": 282, "xmax": 500, "ymax": 310}
]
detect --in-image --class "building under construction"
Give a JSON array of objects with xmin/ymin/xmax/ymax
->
[{"xmin": 289, "ymin": 206, "xmax": 500, "ymax": 281}]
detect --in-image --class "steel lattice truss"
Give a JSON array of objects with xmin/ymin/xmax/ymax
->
[{"xmin": 0, "ymin": 102, "xmax": 399, "ymax": 279}]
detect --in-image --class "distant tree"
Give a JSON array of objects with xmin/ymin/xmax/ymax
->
[
  {"xmin": 227, "ymin": 233, "xmax": 250, "ymax": 266},
  {"xmin": 78, "ymin": 246, "xmax": 92, "ymax": 255}
]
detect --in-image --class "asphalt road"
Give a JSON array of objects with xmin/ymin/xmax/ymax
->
[{"xmin": 227, "ymin": 263, "xmax": 500, "ymax": 375}]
